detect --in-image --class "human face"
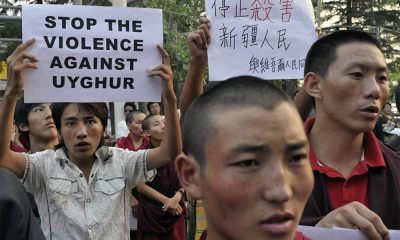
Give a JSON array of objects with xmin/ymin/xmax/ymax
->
[
  {"xmin": 26, "ymin": 103, "xmax": 58, "ymax": 141},
  {"xmin": 124, "ymin": 106, "xmax": 134, "ymax": 117},
  {"xmin": 150, "ymin": 103, "xmax": 161, "ymax": 115},
  {"xmin": 383, "ymin": 104, "xmax": 392, "ymax": 115},
  {"xmin": 60, "ymin": 104, "xmax": 104, "ymax": 164},
  {"xmin": 198, "ymin": 104, "xmax": 313, "ymax": 240},
  {"xmin": 128, "ymin": 113, "xmax": 146, "ymax": 137},
  {"xmin": 317, "ymin": 42, "xmax": 389, "ymax": 133},
  {"xmin": 148, "ymin": 115, "xmax": 165, "ymax": 141}
]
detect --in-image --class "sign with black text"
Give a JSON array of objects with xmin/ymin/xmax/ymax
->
[
  {"xmin": 205, "ymin": 0, "xmax": 317, "ymax": 81},
  {"xmin": 22, "ymin": 4, "xmax": 163, "ymax": 102}
]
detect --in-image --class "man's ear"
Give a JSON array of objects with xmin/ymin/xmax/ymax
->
[
  {"xmin": 304, "ymin": 72, "xmax": 323, "ymax": 100},
  {"xmin": 175, "ymin": 153, "xmax": 203, "ymax": 200},
  {"xmin": 18, "ymin": 123, "xmax": 29, "ymax": 132}
]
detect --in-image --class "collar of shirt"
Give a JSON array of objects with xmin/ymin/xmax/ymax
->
[
  {"xmin": 55, "ymin": 146, "xmax": 113, "ymax": 167},
  {"xmin": 304, "ymin": 117, "xmax": 385, "ymax": 177}
]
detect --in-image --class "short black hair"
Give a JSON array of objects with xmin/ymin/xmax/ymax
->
[
  {"xmin": 52, "ymin": 103, "xmax": 108, "ymax": 150},
  {"xmin": 182, "ymin": 76, "xmax": 292, "ymax": 168},
  {"xmin": 124, "ymin": 102, "xmax": 137, "ymax": 111},
  {"xmin": 304, "ymin": 30, "xmax": 383, "ymax": 77},
  {"xmin": 125, "ymin": 110, "xmax": 145, "ymax": 125},
  {"xmin": 14, "ymin": 95, "xmax": 43, "ymax": 150}
]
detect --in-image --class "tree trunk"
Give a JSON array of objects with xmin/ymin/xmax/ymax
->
[{"xmin": 346, "ymin": 0, "xmax": 352, "ymax": 27}]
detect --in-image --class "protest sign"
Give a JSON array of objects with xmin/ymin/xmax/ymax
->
[
  {"xmin": 22, "ymin": 4, "xmax": 163, "ymax": 102},
  {"xmin": 297, "ymin": 225, "xmax": 400, "ymax": 240},
  {"xmin": 205, "ymin": 0, "xmax": 317, "ymax": 81}
]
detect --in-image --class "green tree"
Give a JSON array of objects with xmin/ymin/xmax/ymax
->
[{"xmin": 319, "ymin": 0, "xmax": 400, "ymax": 80}]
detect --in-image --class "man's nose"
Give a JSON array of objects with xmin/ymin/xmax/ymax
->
[{"xmin": 262, "ymin": 162, "xmax": 293, "ymax": 204}]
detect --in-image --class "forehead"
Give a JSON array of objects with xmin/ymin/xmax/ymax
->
[
  {"xmin": 205, "ymin": 103, "xmax": 306, "ymax": 155},
  {"xmin": 132, "ymin": 112, "xmax": 146, "ymax": 121},
  {"xmin": 125, "ymin": 105, "xmax": 134, "ymax": 110},
  {"xmin": 29, "ymin": 103, "xmax": 51, "ymax": 111},
  {"xmin": 149, "ymin": 115, "xmax": 164, "ymax": 124},
  {"xmin": 61, "ymin": 104, "xmax": 96, "ymax": 119},
  {"xmin": 332, "ymin": 42, "xmax": 387, "ymax": 71}
]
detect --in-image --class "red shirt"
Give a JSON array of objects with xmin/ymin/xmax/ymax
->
[
  {"xmin": 305, "ymin": 117, "xmax": 386, "ymax": 209},
  {"xmin": 115, "ymin": 134, "xmax": 150, "ymax": 151}
]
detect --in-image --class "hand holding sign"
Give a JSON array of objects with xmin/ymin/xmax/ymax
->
[
  {"xmin": 149, "ymin": 45, "xmax": 175, "ymax": 101},
  {"xmin": 5, "ymin": 39, "xmax": 38, "ymax": 97}
]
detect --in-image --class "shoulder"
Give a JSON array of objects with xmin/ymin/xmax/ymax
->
[
  {"xmin": 24, "ymin": 149, "xmax": 56, "ymax": 162},
  {"xmin": 377, "ymin": 141, "xmax": 400, "ymax": 180},
  {"xmin": 388, "ymin": 136, "xmax": 400, "ymax": 151},
  {"xmin": 107, "ymin": 147, "xmax": 147, "ymax": 162}
]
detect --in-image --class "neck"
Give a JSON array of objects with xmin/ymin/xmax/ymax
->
[
  {"xmin": 150, "ymin": 138, "xmax": 161, "ymax": 147},
  {"xmin": 69, "ymin": 153, "xmax": 95, "ymax": 180},
  {"xmin": 29, "ymin": 136, "xmax": 59, "ymax": 153},
  {"xmin": 310, "ymin": 117, "xmax": 364, "ymax": 178},
  {"xmin": 129, "ymin": 134, "xmax": 144, "ymax": 147}
]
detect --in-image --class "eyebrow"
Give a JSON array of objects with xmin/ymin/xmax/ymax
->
[
  {"xmin": 285, "ymin": 140, "xmax": 308, "ymax": 153},
  {"xmin": 63, "ymin": 116, "xmax": 96, "ymax": 122},
  {"xmin": 232, "ymin": 144, "xmax": 270, "ymax": 154},
  {"xmin": 345, "ymin": 62, "xmax": 388, "ymax": 73}
]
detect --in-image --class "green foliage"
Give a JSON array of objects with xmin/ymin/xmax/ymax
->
[
  {"xmin": 319, "ymin": 0, "xmax": 400, "ymax": 77},
  {"xmin": 129, "ymin": 0, "xmax": 205, "ymax": 101}
]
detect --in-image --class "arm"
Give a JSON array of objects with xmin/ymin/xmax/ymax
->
[
  {"xmin": 146, "ymin": 45, "xmax": 182, "ymax": 170},
  {"xmin": 136, "ymin": 182, "xmax": 183, "ymax": 215},
  {"xmin": 179, "ymin": 18, "xmax": 211, "ymax": 114},
  {"xmin": 316, "ymin": 202, "xmax": 389, "ymax": 240},
  {"xmin": 0, "ymin": 39, "xmax": 37, "ymax": 177}
]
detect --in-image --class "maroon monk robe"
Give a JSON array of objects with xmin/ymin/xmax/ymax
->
[{"xmin": 136, "ymin": 143, "xmax": 186, "ymax": 240}]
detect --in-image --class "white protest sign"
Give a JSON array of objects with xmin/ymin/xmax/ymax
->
[
  {"xmin": 297, "ymin": 225, "xmax": 400, "ymax": 240},
  {"xmin": 22, "ymin": 4, "xmax": 163, "ymax": 103},
  {"xmin": 205, "ymin": 0, "xmax": 317, "ymax": 81}
]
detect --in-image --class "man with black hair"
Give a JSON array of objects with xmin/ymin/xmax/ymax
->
[
  {"xmin": 0, "ymin": 39, "xmax": 182, "ymax": 240},
  {"xmin": 299, "ymin": 29, "xmax": 400, "ymax": 239},
  {"xmin": 13, "ymin": 96, "xmax": 59, "ymax": 153},
  {"xmin": 176, "ymin": 76, "xmax": 314, "ymax": 240}
]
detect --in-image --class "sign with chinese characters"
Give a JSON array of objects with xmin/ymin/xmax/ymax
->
[
  {"xmin": 205, "ymin": 0, "xmax": 317, "ymax": 81},
  {"xmin": 22, "ymin": 4, "xmax": 163, "ymax": 103}
]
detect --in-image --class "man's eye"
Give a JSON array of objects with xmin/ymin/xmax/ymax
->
[
  {"xmin": 350, "ymin": 72, "xmax": 363, "ymax": 79},
  {"xmin": 378, "ymin": 75, "xmax": 388, "ymax": 83},
  {"xmin": 66, "ymin": 122, "xmax": 75, "ymax": 126},
  {"xmin": 87, "ymin": 119, "xmax": 96, "ymax": 124},
  {"xmin": 234, "ymin": 159, "xmax": 259, "ymax": 168},
  {"xmin": 288, "ymin": 154, "xmax": 307, "ymax": 164}
]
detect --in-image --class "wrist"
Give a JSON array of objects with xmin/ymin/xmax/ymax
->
[
  {"xmin": 190, "ymin": 56, "xmax": 207, "ymax": 66},
  {"xmin": 175, "ymin": 189, "xmax": 184, "ymax": 197}
]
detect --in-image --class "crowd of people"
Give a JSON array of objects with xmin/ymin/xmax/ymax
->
[{"xmin": 0, "ymin": 9, "xmax": 400, "ymax": 240}]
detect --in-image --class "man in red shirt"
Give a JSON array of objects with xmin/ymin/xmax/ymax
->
[{"xmin": 299, "ymin": 30, "xmax": 400, "ymax": 239}]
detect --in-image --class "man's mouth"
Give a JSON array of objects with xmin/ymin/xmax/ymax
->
[{"xmin": 360, "ymin": 105, "xmax": 379, "ymax": 113}]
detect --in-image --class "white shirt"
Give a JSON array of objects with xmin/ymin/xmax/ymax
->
[
  {"xmin": 22, "ymin": 146, "xmax": 155, "ymax": 240},
  {"xmin": 116, "ymin": 120, "xmax": 129, "ymax": 139}
]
